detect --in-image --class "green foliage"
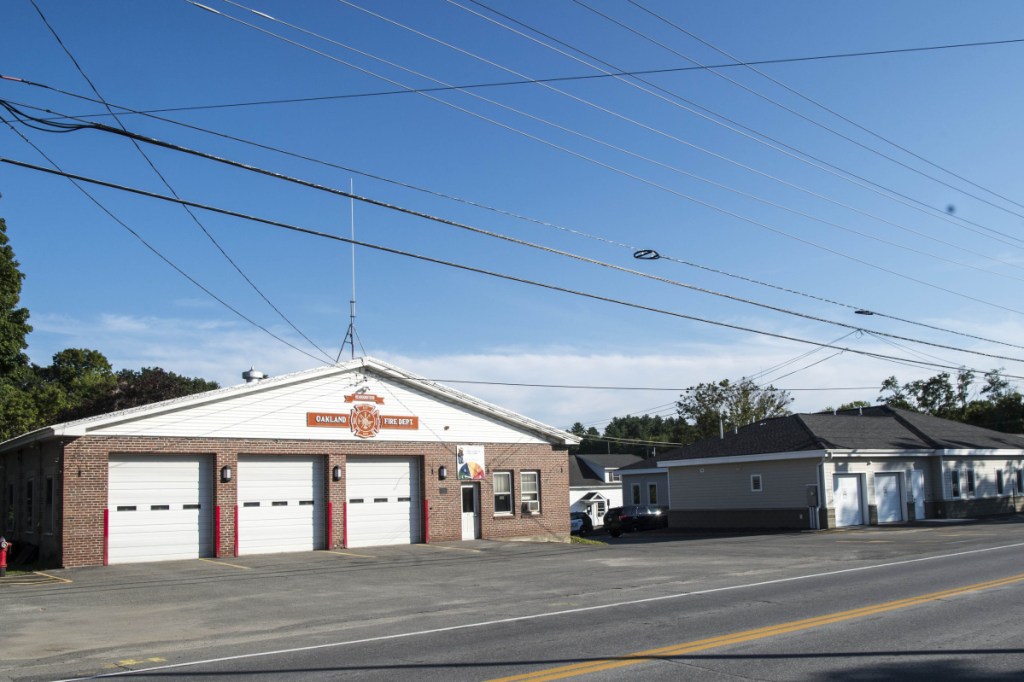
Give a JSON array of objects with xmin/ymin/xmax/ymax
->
[
  {"xmin": 0, "ymin": 217, "xmax": 220, "ymax": 439},
  {"xmin": 601, "ymin": 414, "xmax": 691, "ymax": 457},
  {"xmin": 58, "ymin": 367, "xmax": 220, "ymax": 421},
  {"xmin": 0, "ymin": 218, "xmax": 32, "ymax": 378},
  {"xmin": 677, "ymin": 378, "xmax": 793, "ymax": 441},
  {"xmin": 879, "ymin": 369, "xmax": 974, "ymax": 420},
  {"xmin": 879, "ymin": 369, "xmax": 1024, "ymax": 433}
]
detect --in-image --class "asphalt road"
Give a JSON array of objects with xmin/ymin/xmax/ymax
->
[{"xmin": 2, "ymin": 517, "xmax": 1023, "ymax": 681}]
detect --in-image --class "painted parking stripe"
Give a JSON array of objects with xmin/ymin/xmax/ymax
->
[
  {"xmin": 197, "ymin": 558, "xmax": 250, "ymax": 570},
  {"xmin": 327, "ymin": 550, "xmax": 376, "ymax": 559},
  {"xmin": 488, "ymin": 572, "xmax": 1024, "ymax": 681},
  {"xmin": 417, "ymin": 544, "xmax": 482, "ymax": 553}
]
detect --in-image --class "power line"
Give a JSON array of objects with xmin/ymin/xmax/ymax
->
[
  {"xmin": 26, "ymin": 0, "xmax": 334, "ymax": 366},
  {"xmin": 626, "ymin": 0, "xmax": 1024, "ymax": 217},
  {"xmin": 584, "ymin": 0, "xmax": 1024, "ymax": 223},
  {"xmin": 355, "ymin": 0, "xmax": 1024, "ymax": 280},
  {"xmin": 458, "ymin": 0, "xmax": 1024, "ymax": 251},
  {"xmin": 328, "ymin": 0, "xmax": 1024, "ymax": 275},
  {"xmin": 7, "ymin": 81, "xmax": 1024, "ymax": 355},
  {"xmin": 20, "ymin": 34, "xmax": 1022, "ymax": 114},
  {"xmin": 183, "ymin": 3, "xmax": 1024, "ymax": 319},
  {"xmin": 9, "ymin": 103, "xmax": 1024, "ymax": 364},
  {"xmin": 7, "ymin": 155, "xmax": 1024, "ymax": 381},
  {"xmin": 0, "ymin": 127, "xmax": 330, "ymax": 366}
]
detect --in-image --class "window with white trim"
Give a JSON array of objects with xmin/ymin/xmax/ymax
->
[
  {"xmin": 966, "ymin": 469, "xmax": 976, "ymax": 496},
  {"xmin": 521, "ymin": 471, "xmax": 540, "ymax": 514},
  {"xmin": 609, "ymin": 471, "xmax": 621, "ymax": 482},
  {"xmin": 751, "ymin": 474, "xmax": 763, "ymax": 492},
  {"xmin": 951, "ymin": 470, "xmax": 961, "ymax": 498},
  {"xmin": 648, "ymin": 483, "xmax": 659, "ymax": 505},
  {"xmin": 996, "ymin": 470, "xmax": 1004, "ymax": 495},
  {"xmin": 631, "ymin": 483, "xmax": 641, "ymax": 505},
  {"xmin": 493, "ymin": 472, "xmax": 513, "ymax": 515},
  {"xmin": 1017, "ymin": 469, "xmax": 1023, "ymax": 494}
]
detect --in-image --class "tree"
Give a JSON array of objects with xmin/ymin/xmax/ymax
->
[
  {"xmin": 677, "ymin": 378, "xmax": 793, "ymax": 441},
  {"xmin": 0, "ymin": 217, "xmax": 220, "ymax": 437},
  {"xmin": 0, "ymin": 217, "xmax": 31, "ymax": 377},
  {"xmin": 601, "ymin": 414, "xmax": 691, "ymax": 457},
  {"xmin": 64, "ymin": 366, "xmax": 219, "ymax": 419},
  {"xmin": 879, "ymin": 370, "xmax": 974, "ymax": 420},
  {"xmin": 38, "ymin": 348, "xmax": 116, "ymax": 412}
]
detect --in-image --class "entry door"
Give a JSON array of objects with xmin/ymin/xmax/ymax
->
[
  {"xmin": 833, "ymin": 475, "xmax": 863, "ymax": 527},
  {"xmin": 876, "ymin": 473, "xmax": 903, "ymax": 523},
  {"xmin": 911, "ymin": 470, "xmax": 926, "ymax": 520},
  {"xmin": 461, "ymin": 484, "xmax": 480, "ymax": 540}
]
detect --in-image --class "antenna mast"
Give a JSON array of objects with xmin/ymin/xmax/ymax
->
[{"xmin": 338, "ymin": 178, "xmax": 357, "ymax": 361}]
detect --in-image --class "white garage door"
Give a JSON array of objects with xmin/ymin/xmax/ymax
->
[
  {"xmin": 108, "ymin": 455, "xmax": 213, "ymax": 564},
  {"xmin": 346, "ymin": 457, "xmax": 421, "ymax": 548},
  {"xmin": 238, "ymin": 456, "xmax": 325, "ymax": 555},
  {"xmin": 833, "ymin": 474, "xmax": 864, "ymax": 527},
  {"xmin": 875, "ymin": 473, "xmax": 903, "ymax": 523}
]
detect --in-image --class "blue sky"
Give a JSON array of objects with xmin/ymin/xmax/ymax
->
[{"xmin": 2, "ymin": 0, "xmax": 1024, "ymax": 432}]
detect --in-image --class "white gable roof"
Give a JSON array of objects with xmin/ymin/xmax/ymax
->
[{"xmin": 1, "ymin": 357, "xmax": 579, "ymax": 448}]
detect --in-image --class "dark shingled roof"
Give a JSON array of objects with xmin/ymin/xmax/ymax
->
[
  {"xmin": 569, "ymin": 453, "xmax": 644, "ymax": 486},
  {"xmin": 618, "ymin": 405, "xmax": 1024, "ymax": 471}
]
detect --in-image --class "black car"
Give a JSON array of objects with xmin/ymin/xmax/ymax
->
[
  {"xmin": 603, "ymin": 505, "xmax": 668, "ymax": 537},
  {"xmin": 570, "ymin": 511, "xmax": 594, "ymax": 535}
]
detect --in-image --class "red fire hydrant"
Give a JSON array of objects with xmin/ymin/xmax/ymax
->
[{"xmin": 0, "ymin": 537, "xmax": 10, "ymax": 578}]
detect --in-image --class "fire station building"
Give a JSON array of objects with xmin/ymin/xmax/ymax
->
[{"xmin": 0, "ymin": 357, "xmax": 577, "ymax": 568}]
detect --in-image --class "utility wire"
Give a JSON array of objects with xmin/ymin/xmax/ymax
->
[
  {"xmin": 581, "ymin": 0, "xmax": 1024, "ymax": 223},
  {"xmin": 8, "ymin": 103, "xmax": 1024, "ymax": 363},
  {"xmin": 5, "ymin": 79, "xmax": 1024, "ymax": 355},
  {"xmin": 27, "ymin": 0, "xmax": 334, "ymax": 365},
  {"xmin": 15, "ymin": 35, "xmax": 1024, "ymax": 115},
  {"xmin": 322, "ymin": 0, "xmax": 1024, "ymax": 279},
  {"xmin": 6, "ymin": 80, "xmax": 1024, "ymax": 356},
  {"xmin": 0, "ymin": 126, "xmax": 328, "ymax": 366},
  {"xmin": 182, "ymin": 3, "xmax": 1024, "ymax": 318},
  {"xmin": 459, "ymin": 0, "xmax": 1024, "ymax": 251},
  {"xmin": 7, "ymin": 155, "xmax": 1024, "ymax": 381},
  {"xmin": 627, "ymin": 0, "xmax": 1024, "ymax": 217}
]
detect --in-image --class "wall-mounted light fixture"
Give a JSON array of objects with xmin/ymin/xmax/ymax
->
[
  {"xmin": 438, "ymin": 465, "xmax": 448, "ymax": 481},
  {"xmin": 332, "ymin": 465, "xmax": 342, "ymax": 482},
  {"xmin": 220, "ymin": 465, "xmax": 233, "ymax": 483}
]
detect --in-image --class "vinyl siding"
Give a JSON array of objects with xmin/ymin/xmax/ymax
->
[
  {"xmin": 668, "ymin": 459, "xmax": 818, "ymax": 510},
  {"xmin": 75, "ymin": 372, "xmax": 550, "ymax": 445}
]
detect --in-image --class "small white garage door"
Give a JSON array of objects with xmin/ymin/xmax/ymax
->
[
  {"xmin": 237, "ymin": 456, "xmax": 325, "ymax": 555},
  {"xmin": 346, "ymin": 457, "xmax": 421, "ymax": 548},
  {"xmin": 833, "ymin": 474, "xmax": 864, "ymax": 527},
  {"xmin": 875, "ymin": 473, "xmax": 903, "ymax": 523},
  {"xmin": 108, "ymin": 455, "xmax": 213, "ymax": 564}
]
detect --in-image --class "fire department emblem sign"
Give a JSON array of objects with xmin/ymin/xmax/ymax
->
[{"xmin": 350, "ymin": 402, "xmax": 381, "ymax": 439}]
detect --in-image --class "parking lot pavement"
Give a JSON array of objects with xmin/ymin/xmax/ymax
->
[{"xmin": 2, "ymin": 519, "xmax": 1021, "ymax": 682}]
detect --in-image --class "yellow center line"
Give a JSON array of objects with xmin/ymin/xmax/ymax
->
[
  {"xmin": 488, "ymin": 572, "xmax": 1024, "ymax": 681},
  {"xmin": 198, "ymin": 558, "xmax": 250, "ymax": 570},
  {"xmin": 328, "ymin": 550, "xmax": 377, "ymax": 559}
]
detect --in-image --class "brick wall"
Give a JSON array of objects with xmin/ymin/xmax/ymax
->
[{"xmin": 59, "ymin": 435, "xmax": 569, "ymax": 567}]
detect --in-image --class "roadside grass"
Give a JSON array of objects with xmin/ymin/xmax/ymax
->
[{"xmin": 570, "ymin": 535, "xmax": 606, "ymax": 546}]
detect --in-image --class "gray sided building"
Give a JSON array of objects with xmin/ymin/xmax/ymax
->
[{"xmin": 619, "ymin": 406, "xmax": 1024, "ymax": 530}]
